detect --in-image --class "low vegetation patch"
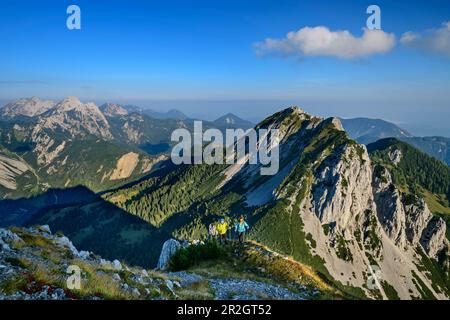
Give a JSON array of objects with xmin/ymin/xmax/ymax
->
[
  {"xmin": 381, "ymin": 280, "xmax": 400, "ymax": 300},
  {"xmin": 168, "ymin": 241, "xmax": 225, "ymax": 272},
  {"xmin": 336, "ymin": 235, "xmax": 353, "ymax": 262}
]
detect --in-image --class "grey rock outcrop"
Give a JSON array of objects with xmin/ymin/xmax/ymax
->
[
  {"xmin": 404, "ymin": 196, "xmax": 434, "ymax": 245},
  {"xmin": 157, "ymin": 239, "xmax": 182, "ymax": 270},
  {"xmin": 113, "ymin": 259, "xmax": 122, "ymax": 271},
  {"xmin": 0, "ymin": 154, "xmax": 31, "ymax": 191},
  {"xmin": 373, "ymin": 165, "xmax": 448, "ymax": 259},
  {"xmin": 420, "ymin": 216, "xmax": 447, "ymax": 258},
  {"xmin": 56, "ymin": 235, "xmax": 79, "ymax": 256},
  {"xmin": 373, "ymin": 167, "xmax": 407, "ymax": 248},
  {"xmin": 39, "ymin": 225, "xmax": 51, "ymax": 234},
  {"xmin": 0, "ymin": 228, "xmax": 23, "ymax": 252},
  {"xmin": 388, "ymin": 149, "xmax": 402, "ymax": 166},
  {"xmin": 311, "ymin": 144, "xmax": 374, "ymax": 234}
]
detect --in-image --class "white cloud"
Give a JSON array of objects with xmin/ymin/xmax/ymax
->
[
  {"xmin": 254, "ymin": 26, "xmax": 396, "ymax": 59},
  {"xmin": 400, "ymin": 21, "xmax": 450, "ymax": 57}
]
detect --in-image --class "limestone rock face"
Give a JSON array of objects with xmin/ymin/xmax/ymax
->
[
  {"xmin": 31, "ymin": 96, "xmax": 112, "ymax": 141},
  {"xmin": 303, "ymin": 140, "xmax": 449, "ymax": 298},
  {"xmin": 323, "ymin": 116, "xmax": 345, "ymax": 131},
  {"xmin": 28, "ymin": 97, "xmax": 113, "ymax": 167},
  {"xmin": 0, "ymin": 154, "xmax": 31, "ymax": 190},
  {"xmin": 311, "ymin": 144, "xmax": 374, "ymax": 233},
  {"xmin": 388, "ymin": 149, "xmax": 402, "ymax": 166},
  {"xmin": 420, "ymin": 216, "xmax": 447, "ymax": 259},
  {"xmin": 404, "ymin": 197, "xmax": 434, "ymax": 245},
  {"xmin": 373, "ymin": 165, "xmax": 448, "ymax": 260},
  {"xmin": 373, "ymin": 167, "xmax": 407, "ymax": 248},
  {"xmin": 157, "ymin": 239, "xmax": 182, "ymax": 270}
]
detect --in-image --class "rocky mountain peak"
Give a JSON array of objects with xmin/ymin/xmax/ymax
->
[
  {"xmin": 55, "ymin": 96, "xmax": 101, "ymax": 115},
  {"xmin": 258, "ymin": 105, "xmax": 309, "ymax": 127},
  {"xmin": 100, "ymin": 103, "xmax": 129, "ymax": 117},
  {"xmin": 221, "ymin": 113, "xmax": 239, "ymax": 124},
  {"xmin": 29, "ymin": 97, "xmax": 113, "ymax": 165},
  {"xmin": 60, "ymin": 96, "xmax": 81, "ymax": 106},
  {"xmin": 41, "ymin": 97, "xmax": 111, "ymax": 137},
  {"xmin": 287, "ymin": 105, "xmax": 306, "ymax": 114},
  {"xmin": 0, "ymin": 97, "xmax": 55, "ymax": 118},
  {"xmin": 30, "ymin": 96, "xmax": 42, "ymax": 102}
]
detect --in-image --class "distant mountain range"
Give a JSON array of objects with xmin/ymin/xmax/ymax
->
[
  {"xmin": 340, "ymin": 117, "xmax": 413, "ymax": 144},
  {"xmin": 0, "ymin": 97, "xmax": 255, "ymax": 199},
  {"xmin": 122, "ymin": 105, "xmax": 255, "ymax": 130},
  {"xmin": 341, "ymin": 117, "xmax": 450, "ymax": 166}
]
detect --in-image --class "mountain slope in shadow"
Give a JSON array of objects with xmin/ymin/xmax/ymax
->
[{"xmin": 0, "ymin": 186, "xmax": 98, "ymax": 227}]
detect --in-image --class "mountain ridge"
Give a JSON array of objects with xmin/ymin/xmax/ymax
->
[
  {"xmin": 341, "ymin": 117, "xmax": 450, "ymax": 166},
  {"xmin": 1, "ymin": 101, "xmax": 449, "ymax": 299},
  {"xmin": 24, "ymin": 106, "xmax": 449, "ymax": 299}
]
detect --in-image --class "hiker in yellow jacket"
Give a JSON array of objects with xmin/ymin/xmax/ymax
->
[{"xmin": 216, "ymin": 218, "xmax": 228, "ymax": 245}]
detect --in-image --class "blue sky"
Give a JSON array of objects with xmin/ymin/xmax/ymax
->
[{"xmin": 0, "ymin": 0, "xmax": 449, "ymax": 135}]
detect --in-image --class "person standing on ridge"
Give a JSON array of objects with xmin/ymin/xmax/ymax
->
[
  {"xmin": 235, "ymin": 216, "xmax": 249, "ymax": 244},
  {"xmin": 216, "ymin": 218, "xmax": 228, "ymax": 245}
]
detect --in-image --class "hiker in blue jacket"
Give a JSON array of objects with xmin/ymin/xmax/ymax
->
[{"xmin": 235, "ymin": 215, "xmax": 249, "ymax": 244}]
